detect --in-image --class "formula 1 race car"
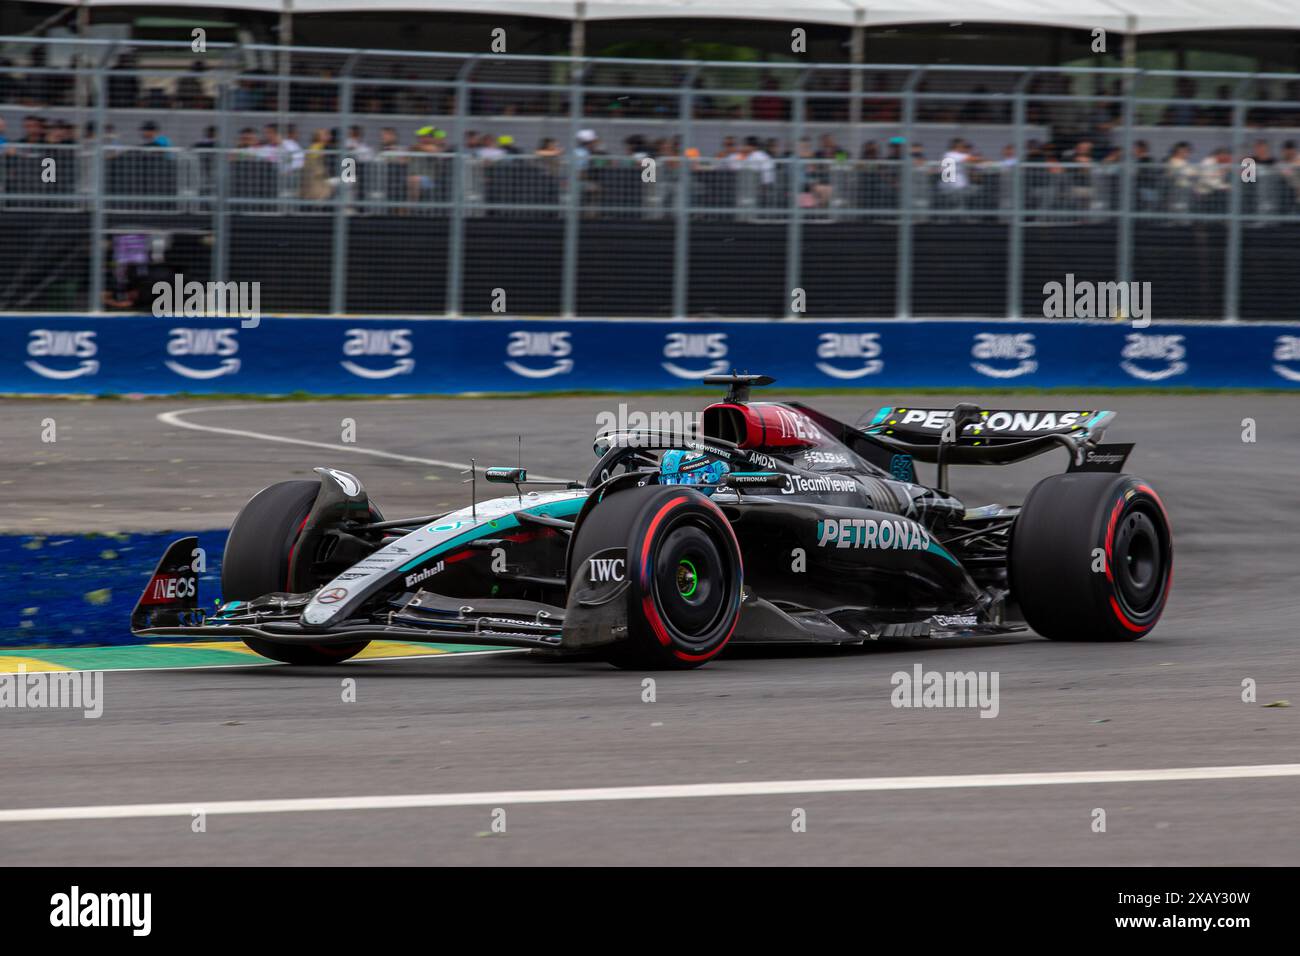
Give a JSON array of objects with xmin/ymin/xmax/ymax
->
[{"xmin": 131, "ymin": 375, "xmax": 1173, "ymax": 669}]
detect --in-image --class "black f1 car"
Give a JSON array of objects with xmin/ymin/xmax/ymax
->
[{"xmin": 132, "ymin": 375, "xmax": 1172, "ymax": 669}]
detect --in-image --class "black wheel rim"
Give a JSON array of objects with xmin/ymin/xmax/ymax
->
[
  {"xmin": 651, "ymin": 519, "xmax": 731, "ymax": 641},
  {"xmin": 1112, "ymin": 504, "xmax": 1166, "ymax": 618}
]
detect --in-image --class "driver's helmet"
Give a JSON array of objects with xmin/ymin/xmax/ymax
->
[{"xmin": 659, "ymin": 450, "xmax": 729, "ymax": 488}]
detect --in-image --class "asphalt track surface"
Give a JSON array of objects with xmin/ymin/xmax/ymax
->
[{"xmin": 1, "ymin": 393, "xmax": 1298, "ymax": 865}]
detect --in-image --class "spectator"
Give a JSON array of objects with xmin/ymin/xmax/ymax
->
[
  {"xmin": 795, "ymin": 137, "xmax": 831, "ymax": 207},
  {"xmin": 282, "ymin": 124, "xmax": 305, "ymax": 170},
  {"xmin": 535, "ymin": 137, "xmax": 562, "ymax": 174},
  {"xmin": 1195, "ymin": 146, "xmax": 1233, "ymax": 210},
  {"xmin": 345, "ymin": 125, "xmax": 374, "ymax": 162},
  {"xmin": 751, "ymin": 76, "xmax": 789, "ymax": 122},
  {"xmin": 192, "ymin": 125, "xmax": 218, "ymax": 150},
  {"xmin": 108, "ymin": 51, "xmax": 140, "ymax": 109},
  {"xmin": 177, "ymin": 60, "xmax": 209, "ymax": 109},
  {"xmin": 406, "ymin": 125, "xmax": 441, "ymax": 202},
  {"xmin": 234, "ymin": 127, "xmax": 260, "ymax": 154},
  {"xmin": 863, "ymin": 73, "xmax": 900, "ymax": 123},
  {"xmin": 498, "ymin": 134, "xmax": 522, "ymax": 156},
  {"xmin": 259, "ymin": 124, "xmax": 302, "ymax": 170},
  {"xmin": 0, "ymin": 118, "xmax": 6, "ymax": 147},
  {"xmin": 46, "ymin": 119, "xmax": 74, "ymax": 145},
  {"xmin": 140, "ymin": 121, "xmax": 171, "ymax": 148},
  {"xmin": 1165, "ymin": 141, "xmax": 1197, "ymax": 212},
  {"xmin": 20, "ymin": 114, "xmax": 45, "ymax": 144},
  {"xmin": 816, "ymin": 133, "xmax": 847, "ymax": 162},
  {"xmin": 1278, "ymin": 141, "xmax": 1300, "ymax": 213},
  {"xmin": 477, "ymin": 134, "xmax": 507, "ymax": 160},
  {"xmin": 575, "ymin": 129, "xmax": 603, "ymax": 169},
  {"xmin": 1161, "ymin": 77, "xmax": 1198, "ymax": 126},
  {"xmin": 1166, "ymin": 141, "xmax": 1196, "ymax": 185},
  {"xmin": 939, "ymin": 137, "xmax": 974, "ymax": 199},
  {"xmin": 741, "ymin": 135, "xmax": 775, "ymax": 187},
  {"xmin": 301, "ymin": 128, "xmax": 334, "ymax": 201},
  {"xmin": 1250, "ymin": 139, "xmax": 1276, "ymax": 166}
]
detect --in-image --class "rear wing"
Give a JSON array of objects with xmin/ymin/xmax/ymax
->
[{"xmin": 857, "ymin": 405, "xmax": 1122, "ymax": 471}]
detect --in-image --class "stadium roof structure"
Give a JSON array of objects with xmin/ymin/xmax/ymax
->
[{"xmin": 44, "ymin": 0, "xmax": 1300, "ymax": 34}]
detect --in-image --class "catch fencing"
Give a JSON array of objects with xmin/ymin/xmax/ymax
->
[{"xmin": 2, "ymin": 36, "xmax": 1300, "ymax": 319}]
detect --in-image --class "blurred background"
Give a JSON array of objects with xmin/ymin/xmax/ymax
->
[{"xmin": 2, "ymin": 1, "xmax": 1299, "ymax": 319}]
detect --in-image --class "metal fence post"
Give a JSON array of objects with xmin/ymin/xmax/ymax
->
[
  {"xmin": 1223, "ymin": 75, "xmax": 1251, "ymax": 323},
  {"xmin": 561, "ymin": 58, "xmax": 584, "ymax": 319},
  {"xmin": 330, "ymin": 62, "xmax": 355, "ymax": 315},
  {"xmin": 671, "ymin": 70, "xmax": 695, "ymax": 319},
  {"xmin": 445, "ymin": 58, "xmax": 475, "ymax": 317},
  {"xmin": 212, "ymin": 51, "xmax": 238, "ymax": 289},
  {"xmin": 1007, "ymin": 72, "xmax": 1030, "ymax": 319},
  {"xmin": 895, "ymin": 69, "xmax": 922, "ymax": 320},
  {"xmin": 784, "ymin": 69, "xmax": 807, "ymax": 319},
  {"xmin": 1116, "ymin": 68, "xmax": 1138, "ymax": 308},
  {"xmin": 88, "ymin": 53, "xmax": 110, "ymax": 313}
]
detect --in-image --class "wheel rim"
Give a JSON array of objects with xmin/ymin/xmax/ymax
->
[
  {"xmin": 1112, "ymin": 503, "xmax": 1166, "ymax": 618},
  {"xmin": 652, "ymin": 519, "xmax": 731, "ymax": 640}
]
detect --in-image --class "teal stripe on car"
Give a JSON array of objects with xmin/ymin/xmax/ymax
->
[{"xmin": 397, "ymin": 498, "xmax": 585, "ymax": 573}]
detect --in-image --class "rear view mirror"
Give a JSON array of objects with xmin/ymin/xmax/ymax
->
[{"xmin": 485, "ymin": 467, "xmax": 526, "ymax": 483}]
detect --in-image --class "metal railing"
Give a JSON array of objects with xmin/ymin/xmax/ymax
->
[{"xmin": 2, "ymin": 35, "xmax": 1299, "ymax": 318}]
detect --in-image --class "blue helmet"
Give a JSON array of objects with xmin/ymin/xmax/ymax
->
[{"xmin": 660, "ymin": 450, "xmax": 729, "ymax": 488}]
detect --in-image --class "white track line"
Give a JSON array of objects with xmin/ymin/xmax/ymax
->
[
  {"xmin": 3, "ymin": 764, "xmax": 1298, "ymax": 823},
  {"xmin": 157, "ymin": 405, "xmax": 565, "ymax": 482}
]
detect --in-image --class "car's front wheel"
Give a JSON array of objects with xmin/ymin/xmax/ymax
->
[
  {"xmin": 222, "ymin": 479, "xmax": 372, "ymax": 665},
  {"xmin": 569, "ymin": 485, "xmax": 743, "ymax": 669}
]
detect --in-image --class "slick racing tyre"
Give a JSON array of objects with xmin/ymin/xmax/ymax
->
[
  {"xmin": 1010, "ymin": 473, "xmax": 1172, "ymax": 642},
  {"xmin": 223, "ymin": 480, "xmax": 370, "ymax": 665},
  {"xmin": 570, "ymin": 485, "xmax": 743, "ymax": 670}
]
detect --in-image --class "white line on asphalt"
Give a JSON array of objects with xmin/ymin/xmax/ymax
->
[
  {"xmin": 3, "ymin": 764, "xmax": 1298, "ymax": 823},
  {"xmin": 157, "ymin": 405, "xmax": 565, "ymax": 482}
]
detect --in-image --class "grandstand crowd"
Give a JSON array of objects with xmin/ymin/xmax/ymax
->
[{"xmin": 4, "ymin": 110, "xmax": 1300, "ymax": 218}]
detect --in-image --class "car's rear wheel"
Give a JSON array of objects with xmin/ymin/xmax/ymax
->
[
  {"xmin": 1010, "ymin": 473, "xmax": 1172, "ymax": 642},
  {"xmin": 569, "ymin": 485, "xmax": 743, "ymax": 669},
  {"xmin": 222, "ymin": 479, "xmax": 371, "ymax": 665}
]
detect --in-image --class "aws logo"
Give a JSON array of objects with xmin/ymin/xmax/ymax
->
[
  {"xmin": 971, "ymin": 333, "xmax": 1037, "ymax": 379},
  {"xmin": 1121, "ymin": 333, "xmax": 1186, "ymax": 382},
  {"xmin": 341, "ymin": 327, "xmax": 414, "ymax": 379},
  {"xmin": 25, "ymin": 329, "xmax": 99, "ymax": 380},
  {"xmin": 506, "ymin": 330, "xmax": 573, "ymax": 378},
  {"xmin": 815, "ymin": 332, "xmax": 883, "ymax": 379},
  {"xmin": 1272, "ymin": 335, "xmax": 1300, "ymax": 382},
  {"xmin": 165, "ymin": 327, "xmax": 240, "ymax": 379},
  {"xmin": 662, "ymin": 332, "xmax": 728, "ymax": 379}
]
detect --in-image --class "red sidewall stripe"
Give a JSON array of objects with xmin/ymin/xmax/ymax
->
[
  {"xmin": 1106, "ymin": 483, "xmax": 1173, "ymax": 632},
  {"xmin": 637, "ymin": 494, "xmax": 743, "ymax": 662}
]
